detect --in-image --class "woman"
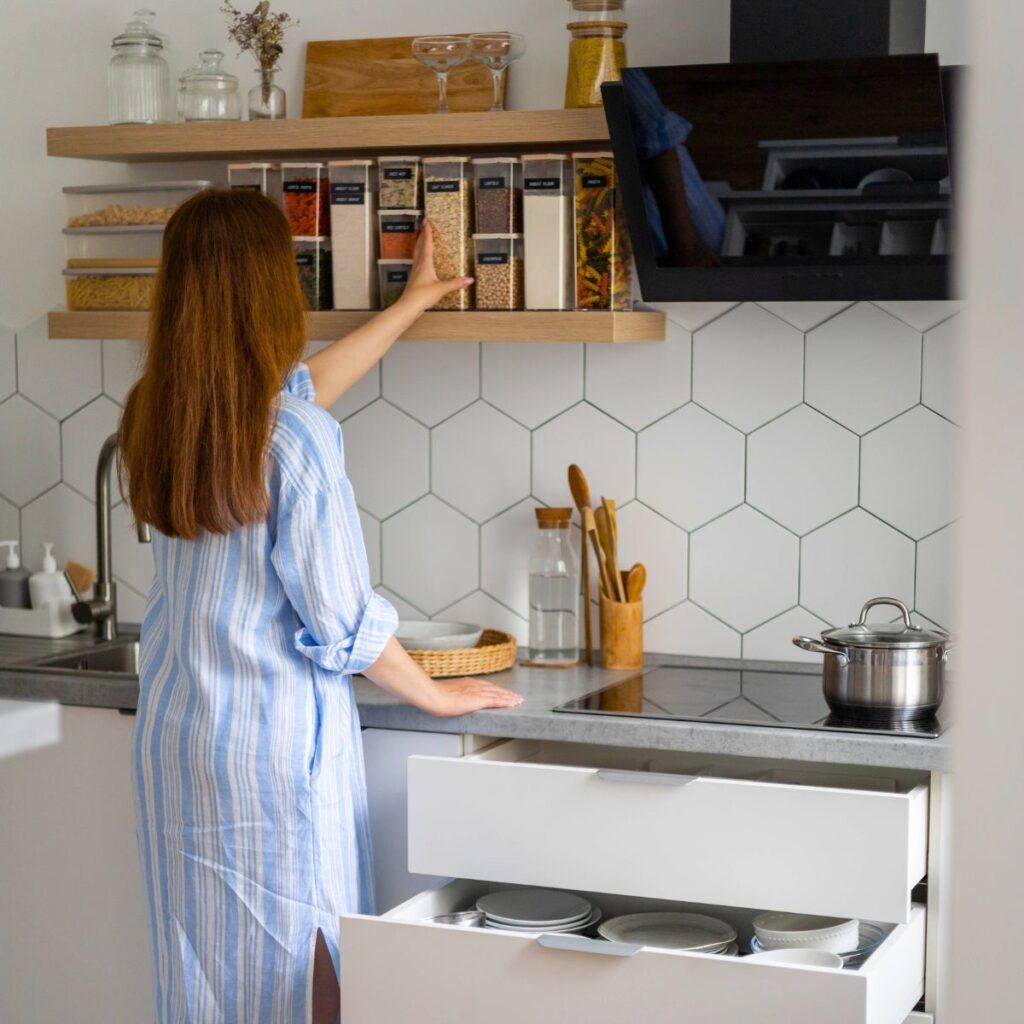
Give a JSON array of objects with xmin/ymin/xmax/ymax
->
[{"xmin": 119, "ymin": 189, "xmax": 522, "ymax": 1024}]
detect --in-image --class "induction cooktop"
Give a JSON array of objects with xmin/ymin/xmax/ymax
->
[{"xmin": 554, "ymin": 664, "xmax": 945, "ymax": 739}]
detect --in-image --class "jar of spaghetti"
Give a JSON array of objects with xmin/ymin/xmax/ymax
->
[
  {"xmin": 281, "ymin": 163, "xmax": 330, "ymax": 236},
  {"xmin": 564, "ymin": 21, "xmax": 627, "ymax": 109}
]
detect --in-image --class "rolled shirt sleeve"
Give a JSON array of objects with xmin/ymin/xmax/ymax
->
[
  {"xmin": 282, "ymin": 361, "xmax": 317, "ymax": 403},
  {"xmin": 272, "ymin": 480, "xmax": 398, "ymax": 675}
]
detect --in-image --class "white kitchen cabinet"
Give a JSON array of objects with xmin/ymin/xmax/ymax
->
[
  {"xmin": 340, "ymin": 878, "xmax": 927, "ymax": 1024},
  {"xmin": 0, "ymin": 705, "xmax": 153, "ymax": 1024},
  {"xmin": 409, "ymin": 738, "xmax": 929, "ymax": 924},
  {"xmin": 362, "ymin": 726, "xmax": 463, "ymax": 912}
]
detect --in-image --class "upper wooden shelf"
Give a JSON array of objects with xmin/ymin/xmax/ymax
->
[
  {"xmin": 48, "ymin": 309, "xmax": 664, "ymax": 344},
  {"xmin": 46, "ymin": 108, "xmax": 610, "ymax": 162}
]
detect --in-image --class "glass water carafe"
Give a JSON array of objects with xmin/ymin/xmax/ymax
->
[
  {"xmin": 108, "ymin": 8, "xmax": 171, "ymax": 124},
  {"xmin": 528, "ymin": 507, "xmax": 580, "ymax": 664}
]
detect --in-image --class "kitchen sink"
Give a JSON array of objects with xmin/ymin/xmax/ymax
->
[{"xmin": 31, "ymin": 640, "xmax": 140, "ymax": 677}]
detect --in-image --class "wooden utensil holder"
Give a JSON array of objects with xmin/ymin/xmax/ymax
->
[{"xmin": 599, "ymin": 594, "xmax": 643, "ymax": 669}]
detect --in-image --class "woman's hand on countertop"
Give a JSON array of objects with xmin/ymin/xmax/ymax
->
[
  {"xmin": 395, "ymin": 219, "xmax": 474, "ymax": 315},
  {"xmin": 425, "ymin": 677, "xmax": 525, "ymax": 717}
]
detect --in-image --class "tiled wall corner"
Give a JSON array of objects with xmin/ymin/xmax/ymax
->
[{"xmin": 0, "ymin": 301, "xmax": 961, "ymax": 662}]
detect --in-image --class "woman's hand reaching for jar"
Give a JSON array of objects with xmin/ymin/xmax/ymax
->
[{"xmin": 396, "ymin": 218, "xmax": 474, "ymax": 315}]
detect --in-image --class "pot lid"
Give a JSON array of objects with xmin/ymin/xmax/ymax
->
[{"xmin": 822, "ymin": 597, "xmax": 950, "ymax": 649}]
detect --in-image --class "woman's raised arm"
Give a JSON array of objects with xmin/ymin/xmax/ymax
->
[{"xmin": 304, "ymin": 220, "xmax": 473, "ymax": 409}]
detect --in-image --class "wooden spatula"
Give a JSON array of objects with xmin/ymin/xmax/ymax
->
[
  {"xmin": 594, "ymin": 503, "xmax": 626, "ymax": 602},
  {"xmin": 567, "ymin": 464, "xmax": 594, "ymax": 664}
]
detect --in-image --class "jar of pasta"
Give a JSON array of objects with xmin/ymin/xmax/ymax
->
[
  {"xmin": 564, "ymin": 20, "xmax": 627, "ymax": 108},
  {"xmin": 573, "ymin": 152, "xmax": 632, "ymax": 310}
]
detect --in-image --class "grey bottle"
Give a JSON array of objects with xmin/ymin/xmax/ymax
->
[{"xmin": 0, "ymin": 541, "xmax": 31, "ymax": 609}]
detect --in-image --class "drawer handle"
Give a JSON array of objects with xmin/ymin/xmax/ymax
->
[
  {"xmin": 537, "ymin": 934, "xmax": 641, "ymax": 957},
  {"xmin": 595, "ymin": 769, "xmax": 700, "ymax": 787}
]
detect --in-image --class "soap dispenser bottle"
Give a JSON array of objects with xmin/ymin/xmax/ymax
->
[
  {"xmin": 0, "ymin": 541, "xmax": 32, "ymax": 609},
  {"xmin": 29, "ymin": 543, "xmax": 74, "ymax": 609}
]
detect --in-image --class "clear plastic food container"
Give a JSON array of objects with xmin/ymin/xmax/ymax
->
[
  {"xmin": 472, "ymin": 157, "xmax": 523, "ymax": 233},
  {"xmin": 329, "ymin": 160, "xmax": 378, "ymax": 311},
  {"xmin": 294, "ymin": 237, "xmax": 332, "ymax": 311},
  {"xmin": 63, "ymin": 180, "xmax": 211, "ymax": 228},
  {"xmin": 282, "ymin": 163, "xmax": 330, "ymax": 236},
  {"xmin": 378, "ymin": 209, "xmax": 423, "ymax": 260},
  {"xmin": 228, "ymin": 162, "xmax": 281, "ymax": 203},
  {"xmin": 63, "ymin": 266, "xmax": 156, "ymax": 310},
  {"xmin": 473, "ymin": 233, "xmax": 524, "ymax": 310},
  {"xmin": 522, "ymin": 153, "xmax": 572, "ymax": 310},
  {"xmin": 423, "ymin": 157, "xmax": 474, "ymax": 310},
  {"xmin": 378, "ymin": 259, "xmax": 413, "ymax": 309},
  {"xmin": 63, "ymin": 225, "xmax": 165, "ymax": 262},
  {"xmin": 573, "ymin": 152, "xmax": 633, "ymax": 310},
  {"xmin": 378, "ymin": 156, "xmax": 422, "ymax": 210}
]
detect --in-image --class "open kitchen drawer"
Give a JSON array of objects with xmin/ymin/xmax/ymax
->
[
  {"xmin": 408, "ymin": 739, "xmax": 929, "ymax": 925},
  {"xmin": 340, "ymin": 878, "xmax": 927, "ymax": 1024}
]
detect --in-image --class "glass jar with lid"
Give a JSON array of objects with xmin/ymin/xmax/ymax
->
[
  {"xmin": 178, "ymin": 51, "xmax": 242, "ymax": 121},
  {"xmin": 528, "ymin": 507, "xmax": 580, "ymax": 665},
  {"xmin": 108, "ymin": 8, "xmax": 172, "ymax": 124},
  {"xmin": 564, "ymin": 20, "xmax": 628, "ymax": 108}
]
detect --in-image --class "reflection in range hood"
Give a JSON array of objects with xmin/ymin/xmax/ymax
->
[{"xmin": 730, "ymin": 0, "xmax": 927, "ymax": 64}]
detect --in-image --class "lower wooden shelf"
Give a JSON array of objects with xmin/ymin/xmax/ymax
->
[{"xmin": 47, "ymin": 309, "xmax": 664, "ymax": 343}]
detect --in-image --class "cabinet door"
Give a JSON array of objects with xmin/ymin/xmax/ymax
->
[
  {"xmin": 362, "ymin": 727, "xmax": 463, "ymax": 912},
  {"xmin": 0, "ymin": 706, "xmax": 153, "ymax": 1023}
]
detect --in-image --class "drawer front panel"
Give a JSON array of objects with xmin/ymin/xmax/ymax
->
[
  {"xmin": 340, "ymin": 881, "xmax": 926, "ymax": 1024},
  {"xmin": 408, "ymin": 753, "xmax": 928, "ymax": 923}
]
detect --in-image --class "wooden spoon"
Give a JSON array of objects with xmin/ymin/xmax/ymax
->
[
  {"xmin": 567, "ymin": 464, "xmax": 594, "ymax": 664},
  {"xmin": 594, "ymin": 504, "xmax": 626, "ymax": 602},
  {"xmin": 584, "ymin": 506, "xmax": 615, "ymax": 602},
  {"xmin": 625, "ymin": 563, "xmax": 646, "ymax": 603}
]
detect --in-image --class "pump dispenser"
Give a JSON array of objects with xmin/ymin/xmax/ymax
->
[
  {"xmin": 29, "ymin": 543, "xmax": 74, "ymax": 610},
  {"xmin": 0, "ymin": 541, "xmax": 32, "ymax": 609}
]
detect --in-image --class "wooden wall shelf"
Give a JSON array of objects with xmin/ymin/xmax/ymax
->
[
  {"xmin": 47, "ymin": 109, "xmax": 609, "ymax": 162},
  {"xmin": 47, "ymin": 309, "xmax": 664, "ymax": 344}
]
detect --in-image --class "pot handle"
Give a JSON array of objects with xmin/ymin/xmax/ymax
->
[
  {"xmin": 793, "ymin": 636, "xmax": 849, "ymax": 664},
  {"xmin": 857, "ymin": 596, "xmax": 913, "ymax": 628}
]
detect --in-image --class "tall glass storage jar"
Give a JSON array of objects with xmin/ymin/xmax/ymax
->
[
  {"xmin": 228, "ymin": 163, "xmax": 281, "ymax": 203},
  {"xmin": 573, "ymin": 152, "xmax": 632, "ymax": 310},
  {"xmin": 423, "ymin": 157, "xmax": 474, "ymax": 310},
  {"xmin": 528, "ymin": 507, "xmax": 580, "ymax": 665},
  {"xmin": 521, "ymin": 154, "xmax": 572, "ymax": 310},
  {"xmin": 281, "ymin": 163, "xmax": 331, "ymax": 237},
  {"xmin": 328, "ymin": 160, "xmax": 378, "ymax": 311},
  {"xmin": 294, "ymin": 237, "xmax": 332, "ymax": 310},
  {"xmin": 108, "ymin": 8, "xmax": 171, "ymax": 124},
  {"xmin": 564, "ymin": 21, "xmax": 627, "ymax": 108},
  {"xmin": 471, "ymin": 158, "xmax": 522, "ymax": 233}
]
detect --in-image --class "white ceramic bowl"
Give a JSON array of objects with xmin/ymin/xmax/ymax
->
[
  {"xmin": 747, "ymin": 948, "xmax": 844, "ymax": 968},
  {"xmin": 396, "ymin": 621, "xmax": 483, "ymax": 651},
  {"xmin": 752, "ymin": 912, "xmax": 860, "ymax": 954}
]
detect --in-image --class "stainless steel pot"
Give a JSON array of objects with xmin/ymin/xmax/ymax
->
[{"xmin": 794, "ymin": 597, "xmax": 950, "ymax": 723}]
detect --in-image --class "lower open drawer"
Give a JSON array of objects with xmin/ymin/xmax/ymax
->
[{"xmin": 340, "ymin": 879, "xmax": 926, "ymax": 1024}]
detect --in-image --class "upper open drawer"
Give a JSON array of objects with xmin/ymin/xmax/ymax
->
[{"xmin": 408, "ymin": 739, "xmax": 929, "ymax": 925}]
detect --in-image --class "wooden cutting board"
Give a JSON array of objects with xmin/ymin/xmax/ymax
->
[{"xmin": 302, "ymin": 34, "xmax": 508, "ymax": 118}]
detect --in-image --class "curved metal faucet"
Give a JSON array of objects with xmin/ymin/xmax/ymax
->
[{"xmin": 72, "ymin": 434, "xmax": 151, "ymax": 640}]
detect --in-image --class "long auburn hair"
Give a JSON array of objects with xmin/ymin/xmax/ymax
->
[{"xmin": 119, "ymin": 188, "xmax": 306, "ymax": 539}]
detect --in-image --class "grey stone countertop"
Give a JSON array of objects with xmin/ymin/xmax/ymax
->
[{"xmin": 0, "ymin": 632, "xmax": 951, "ymax": 772}]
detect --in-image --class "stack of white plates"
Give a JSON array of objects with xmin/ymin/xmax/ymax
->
[
  {"xmin": 597, "ymin": 913, "xmax": 737, "ymax": 954},
  {"xmin": 476, "ymin": 889, "xmax": 601, "ymax": 934}
]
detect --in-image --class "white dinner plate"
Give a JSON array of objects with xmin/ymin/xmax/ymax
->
[
  {"xmin": 395, "ymin": 620, "xmax": 483, "ymax": 651},
  {"xmin": 484, "ymin": 907, "xmax": 602, "ymax": 934},
  {"xmin": 597, "ymin": 912, "xmax": 737, "ymax": 952},
  {"xmin": 477, "ymin": 889, "xmax": 593, "ymax": 928}
]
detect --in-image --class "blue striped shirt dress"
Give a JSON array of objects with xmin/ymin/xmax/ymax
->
[{"xmin": 132, "ymin": 363, "xmax": 398, "ymax": 1022}]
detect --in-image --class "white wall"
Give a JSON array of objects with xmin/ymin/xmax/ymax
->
[
  {"xmin": 948, "ymin": 0, "xmax": 1023, "ymax": 1019},
  {"xmin": 0, "ymin": 1, "xmax": 962, "ymax": 663}
]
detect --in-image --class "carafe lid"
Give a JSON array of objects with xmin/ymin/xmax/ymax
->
[
  {"xmin": 113, "ymin": 8, "xmax": 165, "ymax": 49},
  {"xmin": 536, "ymin": 507, "xmax": 572, "ymax": 528}
]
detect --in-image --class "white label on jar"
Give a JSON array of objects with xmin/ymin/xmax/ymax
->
[{"xmin": 331, "ymin": 182, "xmax": 365, "ymax": 205}]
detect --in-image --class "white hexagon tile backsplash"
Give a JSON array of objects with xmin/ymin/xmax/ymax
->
[{"xmin": 0, "ymin": 302, "xmax": 962, "ymax": 661}]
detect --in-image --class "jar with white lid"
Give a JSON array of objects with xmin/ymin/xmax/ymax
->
[
  {"xmin": 108, "ymin": 8, "xmax": 172, "ymax": 124},
  {"xmin": 178, "ymin": 50, "xmax": 241, "ymax": 121}
]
